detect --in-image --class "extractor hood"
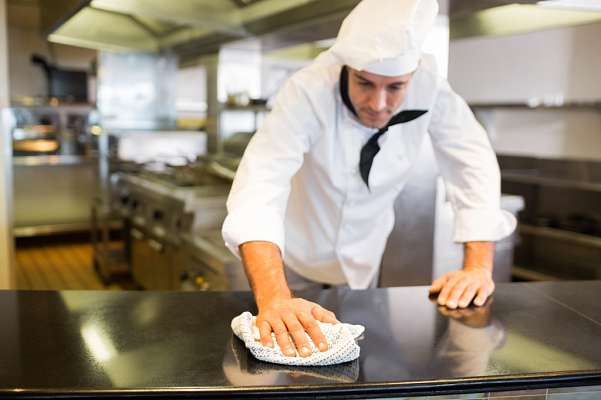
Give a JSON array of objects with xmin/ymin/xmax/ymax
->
[
  {"xmin": 42, "ymin": 0, "xmax": 360, "ymax": 58},
  {"xmin": 449, "ymin": 0, "xmax": 601, "ymax": 39}
]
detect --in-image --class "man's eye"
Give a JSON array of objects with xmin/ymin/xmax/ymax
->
[
  {"xmin": 388, "ymin": 86, "xmax": 402, "ymax": 91},
  {"xmin": 358, "ymin": 81, "xmax": 372, "ymax": 87}
]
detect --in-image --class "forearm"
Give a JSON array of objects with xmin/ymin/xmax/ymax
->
[
  {"xmin": 239, "ymin": 241, "xmax": 292, "ymax": 310},
  {"xmin": 463, "ymin": 241, "xmax": 495, "ymax": 274}
]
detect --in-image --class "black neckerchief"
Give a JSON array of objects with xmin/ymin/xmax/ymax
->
[{"xmin": 339, "ymin": 66, "xmax": 428, "ymax": 190}]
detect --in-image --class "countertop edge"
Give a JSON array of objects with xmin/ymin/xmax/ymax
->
[{"xmin": 3, "ymin": 371, "xmax": 600, "ymax": 399}]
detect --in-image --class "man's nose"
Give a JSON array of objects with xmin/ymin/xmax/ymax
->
[{"xmin": 368, "ymin": 90, "xmax": 387, "ymax": 112}]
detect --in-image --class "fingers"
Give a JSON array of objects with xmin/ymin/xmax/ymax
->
[
  {"xmin": 458, "ymin": 283, "xmax": 479, "ymax": 308},
  {"xmin": 474, "ymin": 282, "xmax": 495, "ymax": 306},
  {"xmin": 257, "ymin": 319, "xmax": 273, "ymax": 348},
  {"xmin": 437, "ymin": 274, "xmax": 460, "ymax": 307},
  {"xmin": 282, "ymin": 312, "xmax": 313, "ymax": 357},
  {"xmin": 257, "ymin": 299, "xmax": 338, "ymax": 357},
  {"xmin": 268, "ymin": 317, "xmax": 296, "ymax": 357},
  {"xmin": 311, "ymin": 305, "xmax": 338, "ymax": 324},
  {"xmin": 298, "ymin": 312, "xmax": 329, "ymax": 352},
  {"xmin": 429, "ymin": 274, "xmax": 449, "ymax": 294},
  {"xmin": 443, "ymin": 279, "xmax": 469, "ymax": 309}
]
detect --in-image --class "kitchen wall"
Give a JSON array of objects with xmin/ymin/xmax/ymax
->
[
  {"xmin": 0, "ymin": 0, "xmax": 15, "ymax": 288},
  {"xmin": 449, "ymin": 21, "xmax": 601, "ymax": 161},
  {"xmin": 477, "ymin": 108, "xmax": 601, "ymax": 160},
  {"xmin": 218, "ymin": 40, "xmax": 263, "ymax": 140},
  {"xmin": 7, "ymin": 0, "xmax": 96, "ymax": 101},
  {"xmin": 176, "ymin": 65, "xmax": 207, "ymax": 120}
]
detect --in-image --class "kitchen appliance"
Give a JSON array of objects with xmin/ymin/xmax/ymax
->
[
  {"xmin": 98, "ymin": 129, "xmax": 263, "ymax": 290},
  {"xmin": 174, "ymin": 231, "xmax": 249, "ymax": 291},
  {"xmin": 31, "ymin": 54, "xmax": 88, "ymax": 103},
  {"xmin": 115, "ymin": 169, "xmax": 230, "ymax": 290}
]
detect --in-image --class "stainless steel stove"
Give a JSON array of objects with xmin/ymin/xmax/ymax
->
[
  {"xmin": 120, "ymin": 170, "xmax": 231, "ymax": 290},
  {"xmin": 95, "ymin": 132, "xmax": 251, "ymax": 290}
]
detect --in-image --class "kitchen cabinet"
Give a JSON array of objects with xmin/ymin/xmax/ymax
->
[{"xmin": 13, "ymin": 155, "xmax": 98, "ymax": 236}]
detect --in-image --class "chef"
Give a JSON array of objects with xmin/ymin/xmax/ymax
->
[{"xmin": 222, "ymin": 0, "xmax": 516, "ymax": 358}]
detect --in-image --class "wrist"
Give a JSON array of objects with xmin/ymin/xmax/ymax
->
[
  {"xmin": 463, "ymin": 264, "xmax": 493, "ymax": 277},
  {"xmin": 256, "ymin": 289, "xmax": 292, "ymax": 311},
  {"xmin": 463, "ymin": 241, "xmax": 494, "ymax": 276}
]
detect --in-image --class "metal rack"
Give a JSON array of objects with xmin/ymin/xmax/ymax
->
[
  {"xmin": 502, "ymin": 172, "xmax": 601, "ymax": 193},
  {"xmin": 500, "ymin": 156, "xmax": 601, "ymax": 281},
  {"xmin": 469, "ymin": 101, "xmax": 601, "ymax": 111},
  {"xmin": 90, "ymin": 195, "xmax": 130, "ymax": 285},
  {"xmin": 219, "ymin": 103, "xmax": 270, "ymax": 134},
  {"xmin": 520, "ymin": 224, "xmax": 601, "ymax": 250}
]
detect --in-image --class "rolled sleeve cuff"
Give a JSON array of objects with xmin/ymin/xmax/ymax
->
[
  {"xmin": 453, "ymin": 208, "xmax": 517, "ymax": 243},
  {"xmin": 221, "ymin": 210, "xmax": 286, "ymax": 259}
]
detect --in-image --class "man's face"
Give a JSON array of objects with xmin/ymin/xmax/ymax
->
[{"xmin": 347, "ymin": 67, "xmax": 413, "ymax": 129}]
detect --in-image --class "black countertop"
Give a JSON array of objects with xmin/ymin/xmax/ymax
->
[{"xmin": 1, "ymin": 281, "xmax": 601, "ymax": 398}]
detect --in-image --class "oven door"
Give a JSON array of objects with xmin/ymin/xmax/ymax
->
[
  {"xmin": 173, "ymin": 248, "xmax": 228, "ymax": 291},
  {"xmin": 131, "ymin": 227, "xmax": 173, "ymax": 290}
]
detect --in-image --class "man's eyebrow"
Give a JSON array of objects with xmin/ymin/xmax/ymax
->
[
  {"xmin": 354, "ymin": 72, "xmax": 409, "ymax": 86},
  {"xmin": 354, "ymin": 73, "xmax": 373, "ymax": 83}
]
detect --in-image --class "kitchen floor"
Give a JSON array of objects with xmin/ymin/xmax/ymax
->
[{"xmin": 15, "ymin": 234, "xmax": 134, "ymax": 290}]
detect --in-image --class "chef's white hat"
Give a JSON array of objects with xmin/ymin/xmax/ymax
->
[{"xmin": 330, "ymin": 0, "xmax": 439, "ymax": 76}]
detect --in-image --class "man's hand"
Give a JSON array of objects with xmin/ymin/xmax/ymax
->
[
  {"xmin": 429, "ymin": 241, "xmax": 495, "ymax": 309},
  {"xmin": 429, "ymin": 267, "xmax": 494, "ymax": 308},
  {"xmin": 239, "ymin": 241, "xmax": 338, "ymax": 357},
  {"xmin": 256, "ymin": 297, "xmax": 338, "ymax": 357}
]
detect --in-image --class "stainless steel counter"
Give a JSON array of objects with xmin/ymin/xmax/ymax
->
[
  {"xmin": 13, "ymin": 155, "xmax": 98, "ymax": 167},
  {"xmin": 1, "ymin": 281, "xmax": 601, "ymax": 398},
  {"xmin": 13, "ymin": 155, "xmax": 99, "ymax": 236}
]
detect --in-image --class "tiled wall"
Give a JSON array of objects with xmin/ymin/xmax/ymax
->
[
  {"xmin": 477, "ymin": 108, "xmax": 601, "ymax": 161},
  {"xmin": 449, "ymin": 22, "xmax": 601, "ymax": 162}
]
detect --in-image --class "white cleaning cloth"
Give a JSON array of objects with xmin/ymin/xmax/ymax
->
[{"xmin": 231, "ymin": 312, "xmax": 365, "ymax": 366}]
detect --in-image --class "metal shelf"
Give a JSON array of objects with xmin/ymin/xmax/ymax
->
[
  {"xmin": 512, "ymin": 265, "xmax": 561, "ymax": 282},
  {"xmin": 519, "ymin": 224, "xmax": 601, "ymax": 250},
  {"xmin": 502, "ymin": 172, "xmax": 601, "ymax": 193},
  {"xmin": 219, "ymin": 104, "xmax": 270, "ymax": 113},
  {"xmin": 13, "ymin": 222, "xmax": 92, "ymax": 238},
  {"xmin": 470, "ymin": 101, "xmax": 601, "ymax": 111},
  {"xmin": 14, "ymin": 220, "xmax": 122, "ymax": 238},
  {"xmin": 13, "ymin": 155, "xmax": 98, "ymax": 167}
]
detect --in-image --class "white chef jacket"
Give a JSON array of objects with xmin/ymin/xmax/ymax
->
[{"xmin": 222, "ymin": 51, "xmax": 516, "ymax": 289}]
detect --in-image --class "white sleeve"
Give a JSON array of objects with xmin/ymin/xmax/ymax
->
[
  {"xmin": 221, "ymin": 77, "xmax": 318, "ymax": 257},
  {"xmin": 428, "ymin": 79, "xmax": 516, "ymax": 243}
]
